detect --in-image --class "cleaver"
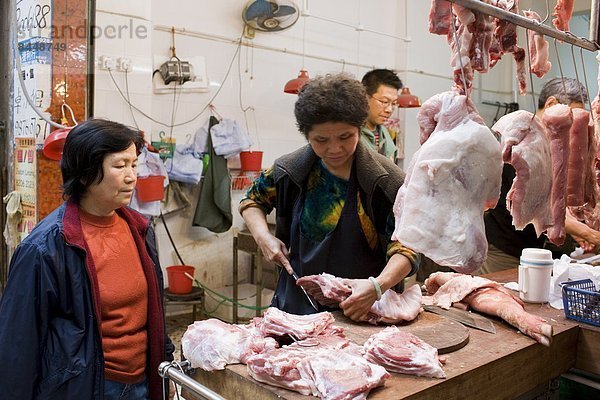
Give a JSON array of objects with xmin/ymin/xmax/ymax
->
[{"xmin": 423, "ymin": 305, "xmax": 496, "ymax": 334}]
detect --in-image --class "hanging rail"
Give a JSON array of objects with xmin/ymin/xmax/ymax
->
[
  {"xmin": 158, "ymin": 360, "xmax": 226, "ymax": 400},
  {"xmin": 446, "ymin": 0, "xmax": 600, "ymax": 52}
]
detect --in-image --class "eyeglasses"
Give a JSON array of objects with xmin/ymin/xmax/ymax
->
[{"xmin": 369, "ymin": 95, "xmax": 398, "ymax": 109}]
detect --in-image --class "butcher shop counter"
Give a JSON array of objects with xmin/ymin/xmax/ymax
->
[{"xmin": 184, "ymin": 268, "xmax": 600, "ymax": 400}]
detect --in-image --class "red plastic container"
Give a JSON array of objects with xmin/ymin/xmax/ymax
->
[
  {"xmin": 167, "ymin": 265, "xmax": 195, "ymax": 294},
  {"xmin": 136, "ymin": 175, "xmax": 164, "ymax": 202},
  {"xmin": 239, "ymin": 151, "xmax": 263, "ymax": 172}
]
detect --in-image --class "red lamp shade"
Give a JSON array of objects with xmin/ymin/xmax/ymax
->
[
  {"xmin": 43, "ymin": 127, "xmax": 72, "ymax": 160},
  {"xmin": 397, "ymin": 87, "xmax": 421, "ymax": 108},
  {"xmin": 284, "ymin": 69, "xmax": 310, "ymax": 94}
]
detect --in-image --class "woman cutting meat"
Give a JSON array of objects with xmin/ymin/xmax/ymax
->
[{"xmin": 239, "ymin": 73, "xmax": 420, "ymax": 319}]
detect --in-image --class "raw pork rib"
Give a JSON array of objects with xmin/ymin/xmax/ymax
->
[
  {"xmin": 523, "ymin": 10, "xmax": 551, "ymax": 78},
  {"xmin": 491, "ymin": 111, "xmax": 553, "ymax": 236},
  {"xmin": 255, "ymin": 307, "xmax": 340, "ymax": 340},
  {"xmin": 247, "ymin": 335, "xmax": 389, "ymax": 400},
  {"xmin": 423, "ymin": 272, "xmax": 553, "ymax": 346},
  {"xmin": 428, "ymin": 0, "xmax": 452, "ymax": 35},
  {"xmin": 181, "ymin": 319, "xmax": 278, "ymax": 370},
  {"xmin": 542, "ymin": 104, "xmax": 573, "ymax": 245},
  {"xmin": 297, "ymin": 273, "xmax": 422, "ymax": 325},
  {"xmin": 393, "ymin": 91, "xmax": 502, "ymax": 273},
  {"xmin": 363, "ymin": 326, "xmax": 446, "ymax": 379}
]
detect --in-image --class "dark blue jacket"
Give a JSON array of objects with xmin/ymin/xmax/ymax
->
[{"xmin": 0, "ymin": 201, "xmax": 174, "ymax": 399}]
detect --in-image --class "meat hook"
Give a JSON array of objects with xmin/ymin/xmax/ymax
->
[
  {"xmin": 524, "ymin": 27, "xmax": 538, "ymax": 120},
  {"xmin": 553, "ymin": 38, "xmax": 568, "ymax": 101},
  {"xmin": 579, "ymin": 39, "xmax": 596, "ymax": 120},
  {"xmin": 449, "ymin": 1, "xmax": 469, "ymax": 98},
  {"xmin": 540, "ymin": 0, "xmax": 550, "ymax": 25},
  {"xmin": 567, "ymin": 37, "xmax": 586, "ymax": 108}
]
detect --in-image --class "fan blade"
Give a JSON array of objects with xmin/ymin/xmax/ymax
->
[
  {"xmin": 245, "ymin": 0, "xmax": 274, "ymax": 21},
  {"xmin": 272, "ymin": 5, "xmax": 297, "ymax": 17}
]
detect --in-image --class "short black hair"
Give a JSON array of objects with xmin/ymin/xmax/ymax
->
[
  {"xmin": 361, "ymin": 69, "xmax": 403, "ymax": 96},
  {"xmin": 60, "ymin": 119, "xmax": 144, "ymax": 202},
  {"xmin": 294, "ymin": 73, "xmax": 368, "ymax": 138},
  {"xmin": 538, "ymin": 77, "xmax": 588, "ymax": 109}
]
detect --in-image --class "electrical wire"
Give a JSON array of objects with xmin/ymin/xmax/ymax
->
[
  {"xmin": 107, "ymin": 32, "xmax": 243, "ymax": 128},
  {"xmin": 124, "ymin": 69, "xmax": 140, "ymax": 130}
]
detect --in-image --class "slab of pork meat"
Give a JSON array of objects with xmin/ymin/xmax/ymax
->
[
  {"xmin": 394, "ymin": 91, "xmax": 502, "ymax": 273},
  {"xmin": 246, "ymin": 335, "xmax": 352, "ymax": 396},
  {"xmin": 423, "ymin": 272, "xmax": 553, "ymax": 346},
  {"xmin": 542, "ymin": 104, "xmax": 573, "ymax": 245},
  {"xmin": 247, "ymin": 335, "xmax": 389, "ymax": 400},
  {"xmin": 523, "ymin": 10, "xmax": 552, "ymax": 78},
  {"xmin": 567, "ymin": 109, "xmax": 590, "ymax": 207},
  {"xmin": 181, "ymin": 318, "xmax": 278, "ymax": 371},
  {"xmin": 254, "ymin": 307, "xmax": 341, "ymax": 340},
  {"xmin": 552, "ymin": 0, "xmax": 574, "ymax": 32},
  {"xmin": 364, "ymin": 326, "xmax": 446, "ymax": 379},
  {"xmin": 428, "ymin": 0, "xmax": 452, "ymax": 35},
  {"xmin": 492, "ymin": 110, "xmax": 553, "ymax": 236},
  {"xmin": 297, "ymin": 273, "xmax": 423, "ymax": 325},
  {"xmin": 296, "ymin": 350, "xmax": 390, "ymax": 400}
]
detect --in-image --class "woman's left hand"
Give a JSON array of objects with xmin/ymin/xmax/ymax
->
[{"xmin": 338, "ymin": 279, "xmax": 377, "ymax": 321}]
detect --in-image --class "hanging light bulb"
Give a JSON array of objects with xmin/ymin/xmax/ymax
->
[
  {"xmin": 284, "ymin": 15, "xmax": 310, "ymax": 94},
  {"xmin": 397, "ymin": 87, "xmax": 421, "ymax": 108}
]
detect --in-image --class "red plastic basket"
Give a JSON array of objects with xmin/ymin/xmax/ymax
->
[{"xmin": 136, "ymin": 175, "xmax": 164, "ymax": 202}]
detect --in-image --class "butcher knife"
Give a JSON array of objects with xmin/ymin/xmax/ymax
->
[
  {"xmin": 291, "ymin": 271, "xmax": 320, "ymax": 311},
  {"xmin": 423, "ymin": 305, "xmax": 496, "ymax": 334}
]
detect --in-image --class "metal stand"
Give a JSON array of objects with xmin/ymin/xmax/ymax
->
[{"xmin": 158, "ymin": 360, "xmax": 225, "ymax": 400}]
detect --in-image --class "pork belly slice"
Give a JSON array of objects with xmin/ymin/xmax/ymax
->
[
  {"xmin": 363, "ymin": 326, "xmax": 446, "ymax": 379},
  {"xmin": 181, "ymin": 318, "xmax": 278, "ymax": 371},
  {"xmin": 254, "ymin": 307, "xmax": 342, "ymax": 340},
  {"xmin": 552, "ymin": 0, "xmax": 574, "ymax": 32},
  {"xmin": 523, "ymin": 10, "xmax": 552, "ymax": 78},
  {"xmin": 297, "ymin": 273, "xmax": 422, "ymax": 325},
  {"xmin": 566, "ymin": 109, "xmax": 590, "ymax": 207},
  {"xmin": 542, "ymin": 104, "xmax": 573, "ymax": 245},
  {"xmin": 423, "ymin": 272, "xmax": 553, "ymax": 346},
  {"xmin": 394, "ymin": 91, "xmax": 502, "ymax": 273},
  {"xmin": 492, "ymin": 110, "xmax": 553, "ymax": 236}
]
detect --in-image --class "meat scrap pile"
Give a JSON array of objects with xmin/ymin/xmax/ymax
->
[
  {"xmin": 297, "ymin": 273, "xmax": 423, "ymax": 325},
  {"xmin": 392, "ymin": 90, "xmax": 502, "ymax": 273},
  {"xmin": 423, "ymin": 272, "xmax": 553, "ymax": 346},
  {"xmin": 182, "ymin": 306, "xmax": 447, "ymax": 399},
  {"xmin": 428, "ymin": 0, "xmax": 566, "ymax": 95}
]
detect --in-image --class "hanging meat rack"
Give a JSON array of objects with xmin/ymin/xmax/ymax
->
[{"xmin": 446, "ymin": 0, "xmax": 600, "ymax": 52}]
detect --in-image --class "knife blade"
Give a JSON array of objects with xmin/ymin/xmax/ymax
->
[
  {"xmin": 292, "ymin": 271, "xmax": 320, "ymax": 311},
  {"xmin": 423, "ymin": 305, "xmax": 496, "ymax": 334}
]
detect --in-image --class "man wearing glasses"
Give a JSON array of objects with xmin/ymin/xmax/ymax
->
[{"xmin": 360, "ymin": 69, "xmax": 402, "ymax": 161}]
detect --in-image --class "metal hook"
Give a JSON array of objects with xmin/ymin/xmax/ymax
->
[
  {"xmin": 540, "ymin": 0, "xmax": 550, "ymax": 24},
  {"xmin": 449, "ymin": 2, "xmax": 469, "ymax": 98},
  {"xmin": 579, "ymin": 45, "xmax": 595, "ymax": 120},
  {"xmin": 524, "ymin": 28, "xmax": 537, "ymax": 120},
  {"xmin": 569, "ymin": 42, "xmax": 586, "ymax": 107},
  {"xmin": 553, "ymin": 38, "xmax": 568, "ymax": 101}
]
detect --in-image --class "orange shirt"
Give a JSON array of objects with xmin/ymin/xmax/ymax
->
[{"xmin": 80, "ymin": 210, "xmax": 148, "ymax": 384}]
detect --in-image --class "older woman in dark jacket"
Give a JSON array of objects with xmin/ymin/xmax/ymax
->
[
  {"xmin": 0, "ymin": 119, "xmax": 174, "ymax": 400},
  {"xmin": 240, "ymin": 73, "xmax": 420, "ymax": 319}
]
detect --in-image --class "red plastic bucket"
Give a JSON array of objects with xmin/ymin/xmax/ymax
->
[
  {"xmin": 136, "ymin": 175, "xmax": 164, "ymax": 202},
  {"xmin": 167, "ymin": 265, "xmax": 195, "ymax": 294},
  {"xmin": 240, "ymin": 151, "xmax": 263, "ymax": 172}
]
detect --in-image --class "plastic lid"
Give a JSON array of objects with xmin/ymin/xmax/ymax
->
[{"xmin": 520, "ymin": 248, "xmax": 553, "ymax": 262}]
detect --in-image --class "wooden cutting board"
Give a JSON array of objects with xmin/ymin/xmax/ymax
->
[{"xmin": 332, "ymin": 311, "xmax": 469, "ymax": 354}]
